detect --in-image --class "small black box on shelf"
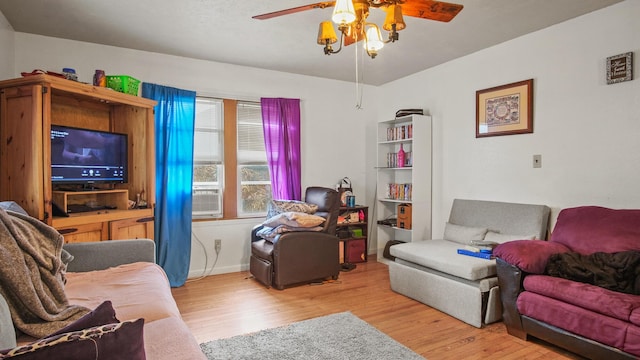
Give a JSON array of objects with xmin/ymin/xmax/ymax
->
[{"xmin": 395, "ymin": 109, "xmax": 423, "ymax": 118}]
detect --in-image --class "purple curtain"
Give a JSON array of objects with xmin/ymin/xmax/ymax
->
[{"xmin": 260, "ymin": 98, "xmax": 301, "ymax": 200}]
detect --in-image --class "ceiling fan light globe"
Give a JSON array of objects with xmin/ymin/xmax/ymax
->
[
  {"xmin": 383, "ymin": 5, "xmax": 406, "ymax": 31},
  {"xmin": 332, "ymin": 0, "xmax": 357, "ymax": 25},
  {"xmin": 317, "ymin": 21, "xmax": 338, "ymax": 45},
  {"xmin": 365, "ymin": 25, "xmax": 384, "ymax": 52}
]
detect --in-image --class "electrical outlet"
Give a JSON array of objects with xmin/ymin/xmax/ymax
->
[
  {"xmin": 533, "ymin": 154, "xmax": 542, "ymax": 168},
  {"xmin": 214, "ymin": 239, "xmax": 221, "ymax": 254}
]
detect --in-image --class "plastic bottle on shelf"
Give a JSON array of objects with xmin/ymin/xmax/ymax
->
[
  {"xmin": 62, "ymin": 68, "xmax": 78, "ymax": 81},
  {"xmin": 397, "ymin": 144, "xmax": 405, "ymax": 168},
  {"xmin": 93, "ymin": 70, "xmax": 106, "ymax": 87}
]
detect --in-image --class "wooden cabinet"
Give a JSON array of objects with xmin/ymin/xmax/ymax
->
[
  {"xmin": 52, "ymin": 209, "xmax": 154, "ymax": 243},
  {"xmin": 109, "ymin": 215, "xmax": 154, "ymax": 240},
  {"xmin": 0, "ymin": 74, "xmax": 156, "ymax": 241},
  {"xmin": 376, "ymin": 115, "xmax": 432, "ymax": 260},
  {"xmin": 53, "ymin": 189, "xmax": 128, "ymax": 209},
  {"xmin": 336, "ymin": 205, "xmax": 368, "ymax": 263},
  {"xmin": 57, "ymin": 222, "xmax": 109, "ymax": 243},
  {"xmin": 0, "ymin": 83, "xmax": 48, "ymax": 220}
]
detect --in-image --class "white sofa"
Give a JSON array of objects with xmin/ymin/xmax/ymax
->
[{"xmin": 389, "ymin": 199, "xmax": 550, "ymax": 328}]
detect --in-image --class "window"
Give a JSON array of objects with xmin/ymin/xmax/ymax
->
[
  {"xmin": 192, "ymin": 98, "xmax": 223, "ymax": 218},
  {"xmin": 237, "ymin": 102, "xmax": 271, "ymax": 217},
  {"xmin": 192, "ymin": 97, "xmax": 271, "ymax": 219}
]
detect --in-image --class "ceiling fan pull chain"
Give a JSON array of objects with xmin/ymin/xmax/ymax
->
[
  {"xmin": 357, "ymin": 53, "xmax": 365, "ymax": 109},
  {"xmin": 355, "ymin": 32, "xmax": 364, "ymax": 110}
]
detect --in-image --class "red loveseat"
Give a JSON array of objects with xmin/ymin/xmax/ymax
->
[{"xmin": 495, "ymin": 206, "xmax": 640, "ymax": 359}]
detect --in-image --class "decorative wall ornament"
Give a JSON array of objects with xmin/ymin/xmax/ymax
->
[
  {"xmin": 606, "ymin": 52, "xmax": 633, "ymax": 85},
  {"xmin": 476, "ymin": 79, "xmax": 533, "ymax": 138}
]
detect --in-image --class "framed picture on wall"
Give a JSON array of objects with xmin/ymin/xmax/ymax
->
[
  {"xmin": 606, "ymin": 52, "xmax": 633, "ymax": 85},
  {"xmin": 476, "ymin": 79, "xmax": 534, "ymax": 138}
]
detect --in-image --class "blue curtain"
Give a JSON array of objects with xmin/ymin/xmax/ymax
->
[{"xmin": 142, "ymin": 83, "xmax": 196, "ymax": 287}]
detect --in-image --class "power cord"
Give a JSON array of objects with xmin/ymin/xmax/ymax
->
[{"xmin": 186, "ymin": 230, "xmax": 219, "ymax": 283}]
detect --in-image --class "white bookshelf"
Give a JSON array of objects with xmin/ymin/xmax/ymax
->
[{"xmin": 376, "ymin": 115, "xmax": 432, "ymax": 260}]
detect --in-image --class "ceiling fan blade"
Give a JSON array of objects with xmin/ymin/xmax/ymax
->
[
  {"xmin": 401, "ymin": 0, "xmax": 463, "ymax": 23},
  {"xmin": 252, "ymin": 1, "xmax": 336, "ymax": 20}
]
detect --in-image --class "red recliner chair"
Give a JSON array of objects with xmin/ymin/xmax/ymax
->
[{"xmin": 250, "ymin": 187, "xmax": 340, "ymax": 290}]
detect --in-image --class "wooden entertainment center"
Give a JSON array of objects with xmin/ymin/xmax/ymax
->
[{"xmin": 0, "ymin": 74, "xmax": 156, "ymax": 243}]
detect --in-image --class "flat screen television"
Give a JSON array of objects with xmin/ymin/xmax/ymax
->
[{"xmin": 50, "ymin": 125, "xmax": 128, "ymax": 186}]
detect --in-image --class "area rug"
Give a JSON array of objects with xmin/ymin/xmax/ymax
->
[{"xmin": 200, "ymin": 311, "xmax": 424, "ymax": 360}]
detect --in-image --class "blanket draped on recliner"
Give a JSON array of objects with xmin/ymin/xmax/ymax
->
[
  {"xmin": 0, "ymin": 209, "xmax": 89, "ymax": 338},
  {"xmin": 545, "ymin": 250, "xmax": 640, "ymax": 295}
]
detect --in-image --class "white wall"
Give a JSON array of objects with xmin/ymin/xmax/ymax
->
[
  {"xmin": 375, "ymin": 0, "xmax": 640, "ymax": 247},
  {"xmin": 11, "ymin": 34, "xmax": 380, "ymax": 276},
  {"xmin": 0, "ymin": 11, "xmax": 14, "ymax": 79}
]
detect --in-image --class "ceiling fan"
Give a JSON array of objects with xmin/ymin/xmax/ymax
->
[{"xmin": 253, "ymin": 0, "xmax": 464, "ymax": 58}]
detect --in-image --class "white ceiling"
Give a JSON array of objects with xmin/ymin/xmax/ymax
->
[{"xmin": 0, "ymin": 0, "xmax": 624, "ymax": 85}]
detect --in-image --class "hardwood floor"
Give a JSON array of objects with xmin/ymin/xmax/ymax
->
[{"xmin": 171, "ymin": 259, "xmax": 583, "ymax": 359}]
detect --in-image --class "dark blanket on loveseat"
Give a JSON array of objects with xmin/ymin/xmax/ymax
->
[{"xmin": 545, "ymin": 251, "xmax": 640, "ymax": 295}]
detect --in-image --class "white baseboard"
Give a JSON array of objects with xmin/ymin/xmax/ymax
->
[{"xmin": 187, "ymin": 263, "xmax": 249, "ymax": 279}]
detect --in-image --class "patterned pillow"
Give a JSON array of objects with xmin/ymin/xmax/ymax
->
[
  {"xmin": 0, "ymin": 318, "xmax": 145, "ymax": 360},
  {"xmin": 266, "ymin": 200, "xmax": 318, "ymax": 219},
  {"xmin": 263, "ymin": 212, "xmax": 326, "ymax": 228},
  {"xmin": 48, "ymin": 301, "xmax": 119, "ymax": 337}
]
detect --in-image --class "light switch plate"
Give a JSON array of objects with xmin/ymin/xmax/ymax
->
[{"xmin": 533, "ymin": 154, "xmax": 542, "ymax": 168}]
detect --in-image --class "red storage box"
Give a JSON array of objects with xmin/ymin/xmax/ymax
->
[{"xmin": 345, "ymin": 239, "xmax": 366, "ymax": 263}]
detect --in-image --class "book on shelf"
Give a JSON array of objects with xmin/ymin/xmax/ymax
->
[
  {"xmin": 386, "ymin": 151, "xmax": 412, "ymax": 167},
  {"xmin": 386, "ymin": 124, "xmax": 413, "ymax": 141},
  {"xmin": 386, "ymin": 183, "xmax": 412, "ymax": 201}
]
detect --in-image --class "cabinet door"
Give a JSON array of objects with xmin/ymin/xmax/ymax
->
[
  {"xmin": 58, "ymin": 222, "xmax": 108, "ymax": 243},
  {"xmin": 109, "ymin": 216, "xmax": 154, "ymax": 240},
  {"xmin": 0, "ymin": 85, "xmax": 50, "ymax": 222}
]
